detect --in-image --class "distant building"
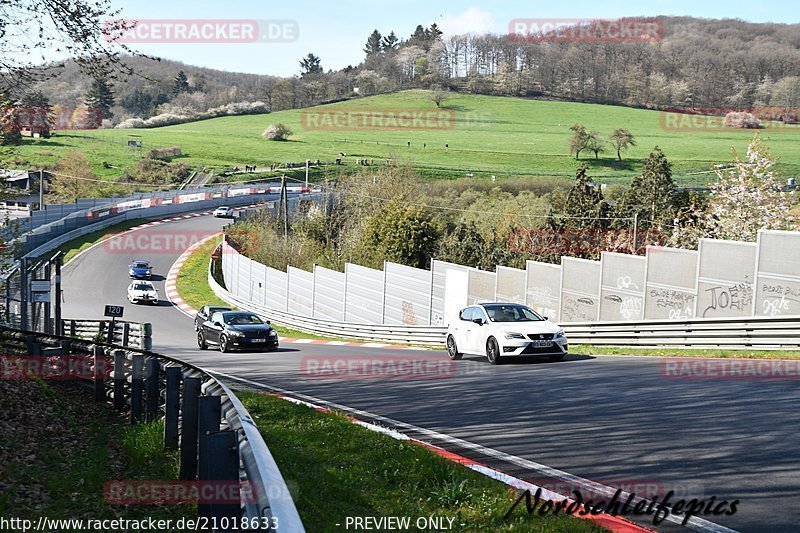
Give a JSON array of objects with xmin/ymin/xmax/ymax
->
[{"xmin": 0, "ymin": 170, "xmax": 51, "ymax": 213}]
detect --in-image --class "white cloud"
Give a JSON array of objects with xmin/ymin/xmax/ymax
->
[{"xmin": 436, "ymin": 7, "xmax": 498, "ymax": 36}]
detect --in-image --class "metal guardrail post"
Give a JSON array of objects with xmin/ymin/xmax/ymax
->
[
  {"xmin": 69, "ymin": 319, "xmax": 76, "ymax": 338},
  {"xmin": 130, "ymin": 355, "xmax": 145, "ymax": 424},
  {"xmin": 106, "ymin": 320, "xmax": 115, "ymax": 344},
  {"xmin": 122, "ymin": 323, "xmax": 130, "ymax": 347},
  {"xmin": 197, "ymin": 395, "xmax": 221, "ymax": 519},
  {"xmin": 141, "ymin": 323, "xmax": 153, "ymax": 351},
  {"xmin": 179, "ymin": 377, "xmax": 201, "ymax": 480},
  {"xmin": 113, "ymin": 350, "xmax": 126, "ymax": 411},
  {"xmin": 59, "ymin": 339, "xmax": 70, "ymax": 356},
  {"xmin": 145, "ymin": 358, "xmax": 160, "ymax": 421},
  {"xmin": 204, "ymin": 430, "xmax": 241, "ymax": 526},
  {"xmin": 93, "ymin": 345, "xmax": 107, "ymax": 402},
  {"xmin": 164, "ymin": 367, "xmax": 181, "ymax": 450}
]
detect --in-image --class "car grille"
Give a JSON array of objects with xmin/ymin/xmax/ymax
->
[
  {"xmin": 527, "ymin": 333, "xmax": 554, "ymax": 340},
  {"xmin": 242, "ymin": 331, "xmax": 266, "ymax": 339}
]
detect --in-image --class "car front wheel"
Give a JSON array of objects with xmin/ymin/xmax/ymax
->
[
  {"xmin": 197, "ymin": 332, "xmax": 208, "ymax": 350},
  {"xmin": 446, "ymin": 335, "xmax": 462, "ymax": 360},
  {"xmin": 486, "ymin": 337, "xmax": 502, "ymax": 365},
  {"xmin": 219, "ymin": 334, "xmax": 230, "ymax": 353}
]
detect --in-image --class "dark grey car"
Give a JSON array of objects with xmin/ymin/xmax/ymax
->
[{"xmin": 197, "ymin": 311, "xmax": 279, "ymax": 352}]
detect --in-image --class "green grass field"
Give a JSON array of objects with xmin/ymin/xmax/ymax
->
[{"xmin": 12, "ymin": 90, "xmax": 800, "ymax": 185}]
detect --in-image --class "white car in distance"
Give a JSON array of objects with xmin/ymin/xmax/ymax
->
[
  {"xmin": 127, "ymin": 280, "xmax": 159, "ymax": 305},
  {"xmin": 213, "ymin": 206, "xmax": 234, "ymax": 218},
  {"xmin": 446, "ymin": 303, "xmax": 568, "ymax": 364}
]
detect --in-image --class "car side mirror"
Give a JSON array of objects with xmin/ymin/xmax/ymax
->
[
  {"xmin": 472, "ymin": 318, "xmax": 484, "ymax": 326},
  {"xmin": 213, "ymin": 321, "xmax": 221, "ymax": 327},
  {"xmin": 543, "ymin": 316, "xmax": 549, "ymax": 321},
  {"xmin": 265, "ymin": 320, "xmax": 271, "ymax": 325}
]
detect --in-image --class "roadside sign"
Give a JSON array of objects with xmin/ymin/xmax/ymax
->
[
  {"xmin": 30, "ymin": 279, "xmax": 51, "ymax": 303},
  {"xmin": 104, "ymin": 305, "xmax": 124, "ymax": 318}
]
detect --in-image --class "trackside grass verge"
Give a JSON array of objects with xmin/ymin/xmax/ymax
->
[
  {"xmin": 59, "ymin": 218, "xmax": 150, "ymax": 265},
  {"xmin": 237, "ymin": 392, "xmax": 605, "ymax": 533},
  {"xmin": 0, "ymin": 379, "xmax": 187, "ymax": 526},
  {"xmin": 573, "ymin": 345, "xmax": 800, "ymax": 359}
]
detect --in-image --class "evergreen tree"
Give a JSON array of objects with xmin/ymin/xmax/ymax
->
[
  {"xmin": 18, "ymin": 90, "xmax": 54, "ymax": 137},
  {"xmin": 381, "ymin": 31, "xmax": 399, "ymax": 51},
  {"xmin": 299, "ymin": 53, "xmax": 323, "ymax": 77},
  {"xmin": 84, "ymin": 76, "xmax": 115, "ymax": 119},
  {"xmin": 364, "ymin": 30, "xmax": 383, "ymax": 56},
  {"xmin": 562, "ymin": 164, "xmax": 607, "ymax": 229},
  {"xmin": 172, "ymin": 70, "xmax": 190, "ymax": 96},
  {"xmin": 616, "ymin": 147, "xmax": 677, "ymax": 229}
]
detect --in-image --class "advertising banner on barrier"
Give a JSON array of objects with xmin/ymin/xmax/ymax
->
[
  {"xmin": 228, "ymin": 188, "xmax": 252, "ymax": 197},
  {"xmin": 115, "ymin": 198, "xmax": 153, "ymax": 213},
  {"xmin": 176, "ymin": 193, "xmax": 207, "ymax": 204}
]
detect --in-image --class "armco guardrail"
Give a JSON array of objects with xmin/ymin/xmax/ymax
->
[
  {"xmin": 0, "ymin": 324, "xmax": 304, "ymax": 531},
  {"xmin": 62, "ymin": 318, "xmax": 152, "ymax": 350},
  {"xmin": 210, "ymin": 245, "xmax": 800, "ymax": 349},
  {"xmin": 561, "ymin": 315, "xmax": 800, "ymax": 349}
]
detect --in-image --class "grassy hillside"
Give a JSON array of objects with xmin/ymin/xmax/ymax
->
[{"xmin": 10, "ymin": 90, "xmax": 800, "ymax": 185}]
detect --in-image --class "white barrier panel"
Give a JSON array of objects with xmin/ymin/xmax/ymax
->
[
  {"xmin": 287, "ymin": 266, "xmax": 314, "ymax": 317},
  {"xmin": 644, "ymin": 246, "xmax": 698, "ymax": 320},
  {"xmin": 495, "ymin": 266, "xmax": 526, "ymax": 304},
  {"xmin": 313, "ymin": 265, "xmax": 345, "ymax": 322},
  {"xmin": 599, "ymin": 252, "xmax": 646, "ymax": 321},
  {"xmin": 525, "ymin": 261, "xmax": 561, "ymax": 321},
  {"xmin": 430, "ymin": 259, "xmax": 469, "ymax": 326},
  {"xmin": 560, "ymin": 257, "xmax": 600, "ymax": 322},
  {"xmin": 755, "ymin": 230, "xmax": 800, "ymax": 317},
  {"xmin": 236, "ymin": 253, "xmax": 252, "ymax": 301},
  {"xmin": 344, "ymin": 263, "xmax": 384, "ymax": 324},
  {"xmin": 265, "ymin": 266, "xmax": 288, "ymax": 311},
  {"xmin": 249, "ymin": 261, "xmax": 268, "ymax": 306},
  {"xmin": 697, "ymin": 239, "xmax": 756, "ymax": 318},
  {"xmin": 467, "ymin": 269, "xmax": 495, "ymax": 304},
  {"xmin": 383, "ymin": 261, "xmax": 431, "ymax": 326}
]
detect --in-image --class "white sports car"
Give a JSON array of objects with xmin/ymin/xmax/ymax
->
[
  {"xmin": 446, "ymin": 303, "xmax": 568, "ymax": 364},
  {"xmin": 127, "ymin": 280, "xmax": 159, "ymax": 305}
]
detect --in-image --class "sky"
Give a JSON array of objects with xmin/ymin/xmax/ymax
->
[{"xmin": 102, "ymin": 0, "xmax": 798, "ymax": 77}]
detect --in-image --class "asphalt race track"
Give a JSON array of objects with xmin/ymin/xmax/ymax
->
[{"xmin": 62, "ymin": 214, "xmax": 800, "ymax": 532}]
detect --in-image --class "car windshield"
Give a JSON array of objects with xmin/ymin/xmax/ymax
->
[
  {"xmin": 134, "ymin": 283, "xmax": 153, "ymax": 290},
  {"xmin": 484, "ymin": 305, "xmax": 543, "ymax": 322},
  {"xmin": 224, "ymin": 313, "xmax": 263, "ymax": 325},
  {"xmin": 132, "ymin": 262, "xmax": 149, "ymax": 268}
]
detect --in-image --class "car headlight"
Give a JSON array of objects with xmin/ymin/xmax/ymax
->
[
  {"xmin": 556, "ymin": 329, "xmax": 565, "ymax": 338},
  {"xmin": 269, "ymin": 330, "xmax": 278, "ymax": 337},
  {"xmin": 504, "ymin": 332, "xmax": 526, "ymax": 339},
  {"xmin": 227, "ymin": 330, "xmax": 244, "ymax": 337}
]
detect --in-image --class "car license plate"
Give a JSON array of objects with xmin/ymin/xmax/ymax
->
[
  {"xmin": 531, "ymin": 340, "xmax": 553, "ymax": 348},
  {"xmin": 249, "ymin": 339, "xmax": 266, "ymax": 343}
]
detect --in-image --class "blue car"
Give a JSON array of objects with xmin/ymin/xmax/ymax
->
[{"xmin": 129, "ymin": 260, "xmax": 152, "ymax": 279}]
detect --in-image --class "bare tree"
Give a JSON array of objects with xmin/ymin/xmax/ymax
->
[
  {"xmin": 586, "ymin": 130, "xmax": 606, "ymax": 160},
  {"xmin": 428, "ymin": 85, "xmax": 449, "ymax": 107},
  {"xmin": 568, "ymin": 124, "xmax": 589, "ymax": 160},
  {"xmin": 609, "ymin": 129, "xmax": 636, "ymax": 161}
]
